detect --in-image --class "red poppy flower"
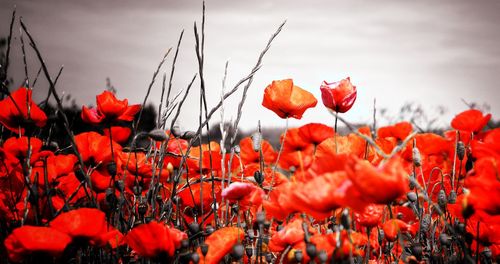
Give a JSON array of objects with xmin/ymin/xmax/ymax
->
[
  {"xmin": 242, "ymin": 163, "xmax": 289, "ymax": 188},
  {"xmin": 49, "ymin": 208, "xmax": 107, "ymax": 241},
  {"xmin": 353, "ymin": 204, "xmax": 385, "ymax": 228},
  {"xmin": 4, "ymin": 226, "xmax": 72, "ymax": 262},
  {"xmin": 298, "ymin": 123, "xmax": 334, "ymax": 146},
  {"xmin": 2, "ymin": 136, "xmax": 43, "ymax": 160},
  {"xmin": 81, "ymin": 90, "xmax": 140, "ymax": 124},
  {"xmin": 177, "ymin": 180, "xmax": 222, "ymax": 220},
  {"xmin": 288, "ymin": 171, "xmax": 361, "ymax": 219},
  {"xmin": 320, "ymin": 77, "xmax": 357, "ymax": 113},
  {"xmin": 268, "ymin": 218, "xmax": 317, "ymax": 252},
  {"xmin": 382, "ymin": 219, "xmax": 419, "ymax": 242},
  {"xmin": 262, "ymin": 79, "xmax": 317, "ymax": 119},
  {"xmin": 377, "ymin": 122, "xmax": 413, "ymax": 141},
  {"xmin": 91, "ymin": 227, "xmax": 124, "ymax": 249},
  {"xmin": 345, "ymin": 156, "xmax": 409, "ymax": 205},
  {"xmin": 196, "ymin": 227, "xmax": 245, "ymax": 264},
  {"xmin": 125, "ymin": 221, "xmax": 178, "ymax": 258},
  {"xmin": 103, "ymin": 126, "xmax": 131, "ymax": 144},
  {"xmin": 464, "ymin": 157, "xmax": 500, "ymax": 216},
  {"xmin": 451, "ymin": 109, "xmax": 491, "ymax": 134},
  {"xmin": 222, "ymin": 182, "xmax": 257, "ymax": 202},
  {"xmin": 239, "ymin": 136, "xmax": 277, "ymax": 165},
  {"xmin": 471, "ymin": 128, "xmax": 500, "ymax": 160},
  {"xmin": 0, "ymin": 87, "xmax": 47, "ymax": 134}
]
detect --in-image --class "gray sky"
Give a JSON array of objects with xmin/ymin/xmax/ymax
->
[{"xmin": 1, "ymin": 0, "xmax": 499, "ymax": 131}]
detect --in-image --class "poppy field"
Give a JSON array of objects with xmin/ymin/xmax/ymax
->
[{"xmin": 1, "ymin": 4, "xmax": 500, "ymax": 264}]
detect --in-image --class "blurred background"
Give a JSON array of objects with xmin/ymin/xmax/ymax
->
[{"xmin": 1, "ymin": 0, "xmax": 499, "ymax": 135}]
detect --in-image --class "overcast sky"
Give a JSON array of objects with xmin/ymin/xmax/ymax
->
[{"xmin": 1, "ymin": 0, "xmax": 499, "ymax": 131}]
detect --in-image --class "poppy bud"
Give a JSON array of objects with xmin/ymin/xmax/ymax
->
[
  {"xmin": 448, "ymin": 190, "xmax": 457, "ymax": 204},
  {"xmin": 138, "ymin": 202, "xmax": 148, "ymax": 216},
  {"xmin": 188, "ymin": 222, "xmax": 200, "ymax": 236},
  {"xmin": 245, "ymin": 247, "xmax": 253, "ymax": 258},
  {"xmin": 294, "ymin": 250, "xmax": 304, "ymax": 262},
  {"xmin": 411, "ymin": 244, "xmax": 423, "ymax": 258},
  {"xmin": 231, "ymin": 244, "xmax": 244, "ymax": 260},
  {"xmin": 407, "ymin": 192, "xmax": 417, "ymax": 202},
  {"xmin": 455, "ymin": 222, "xmax": 465, "ymax": 234},
  {"xmin": 181, "ymin": 131, "xmax": 197, "ymax": 140},
  {"xmin": 456, "ymin": 141, "xmax": 465, "ymax": 160},
  {"xmin": 306, "ymin": 243, "xmax": 317, "ymax": 259},
  {"xmin": 233, "ymin": 145, "xmax": 241, "ymax": 154},
  {"xmin": 171, "ymin": 125, "xmax": 182, "ymax": 138},
  {"xmin": 148, "ymin": 128, "xmax": 168, "ymax": 141},
  {"xmin": 181, "ymin": 239, "xmax": 189, "ymax": 249},
  {"xmin": 200, "ymin": 243, "xmax": 209, "ymax": 256},
  {"xmin": 107, "ymin": 161, "xmax": 117, "ymax": 177},
  {"xmin": 438, "ymin": 189, "xmax": 447, "ymax": 209},
  {"xmin": 247, "ymin": 229, "xmax": 255, "ymax": 239},
  {"xmin": 251, "ymin": 132, "xmax": 261, "ymax": 152},
  {"xmin": 48, "ymin": 141, "xmax": 59, "ymax": 151},
  {"xmin": 254, "ymin": 171, "xmax": 264, "ymax": 185},
  {"xmin": 191, "ymin": 252, "xmax": 200, "ymax": 264},
  {"xmin": 133, "ymin": 185, "xmax": 142, "ymax": 196},
  {"xmin": 439, "ymin": 233, "xmax": 451, "ymax": 246},
  {"xmin": 265, "ymin": 253, "xmax": 273, "ymax": 263},
  {"xmin": 114, "ymin": 180, "xmax": 125, "ymax": 192},
  {"xmin": 205, "ymin": 225, "xmax": 214, "ymax": 236},
  {"xmin": 318, "ymin": 250, "xmax": 328, "ymax": 264},
  {"xmin": 231, "ymin": 204, "xmax": 239, "ymax": 215},
  {"xmin": 412, "ymin": 147, "xmax": 421, "ymax": 167}
]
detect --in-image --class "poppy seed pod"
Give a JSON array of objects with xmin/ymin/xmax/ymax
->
[
  {"xmin": 265, "ymin": 253, "xmax": 273, "ymax": 263},
  {"xmin": 456, "ymin": 141, "xmax": 465, "ymax": 160},
  {"xmin": 171, "ymin": 125, "xmax": 182, "ymax": 138},
  {"xmin": 147, "ymin": 128, "xmax": 168, "ymax": 141},
  {"xmin": 181, "ymin": 131, "xmax": 197, "ymax": 140},
  {"xmin": 138, "ymin": 202, "xmax": 148, "ymax": 216},
  {"xmin": 191, "ymin": 252, "xmax": 200, "ymax": 264},
  {"xmin": 412, "ymin": 147, "xmax": 421, "ymax": 167},
  {"xmin": 231, "ymin": 244, "xmax": 244, "ymax": 260},
  {"xmin": 421, "ymin": 214, "xmax": 431, "ymax": 232},
  {"xmin": 256, "ymin": 212, "xmax": 265, "ymax": 224},
  {"xmin": 407, "ymin": 192, "xmax": 417, "ymax": 202},
  {"xmin": 245, "ymin": 247, "xmax": 253, "ymax": 257},
  {"xmin": 251, "ymin": 131, "xmax": 262, "ymax": 152},
  {"xmin": 294, "ymin": 250, "xmax": 304, "ymax": 262},
  {"xmin": 411, "ymin": 244, "xmax": 423, "ymax": 258},
  {"xmin": 200, "ymin": 243, "xmax": 209, "ymax": 256},
  {"xmin": 439, "ymin": 233, "xmax": 451, "ymax": 246},
  {"xmin": 318, "ymin": 250, "xmax": 328, "ymax": 263},
  {"xmin": 188, "ymin": 222, "xmax": 200, "ymax": 236},
  {"xmin": 114, "ymin": 180, "xmax": 125, "ymax": 192},
  {"xmin": 340, "ymin": 209, "xmax": 351, "ymax": 230},
  {"xmin": 205, "ymin": 225, "xmax": 215, "ymax": 236},
  {"xmin": 306, "ymin": 243, "xmax": 317, "ymax": 259}
]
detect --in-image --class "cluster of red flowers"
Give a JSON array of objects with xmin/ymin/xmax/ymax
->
[{"xmin": 0, "ymin": 76, "xmax": 499, "ymax": 264}]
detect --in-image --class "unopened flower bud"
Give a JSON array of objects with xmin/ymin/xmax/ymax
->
[
  {"xmin": 200, "ymin": 243, "xmax": 209, "ymax": 256},
  {"xmin": 448, "ymin": 190, "xmax": 457, "ymax": 204},
  {"xmin": 306, "ymin": 243, "xmax": 317, "ymax": 259},
  {"xmin": 439, "ymin": 233, "xmax": 451, "ymax": 246},
  {"xmin": 254, "ymin": 171, "xmax": 264, "ymax": 185},
  {"xmin": 294, "ymin": 250, "xmax": 304, "ymax": 262},
  {"xmin": 412, "ymin": 147, "xmax": 421, "ymax": 167},
  {"xmin": 148, "ymin": 128, "xmax": 168, "ymax": 141},
  {"xmin": 171, "ymin": 125, "xmax": 182, "ymax": 138},
  {"xmin": 231, "ymin": 244, "xmax": 244, "ymax": 260},
  {"xmin": 438, "ymin": 189, "xmax": 447, "ymax": 209},
  {"xmin": 251, "ymin": 132, "xmax": 262, "ymax": 152}
]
